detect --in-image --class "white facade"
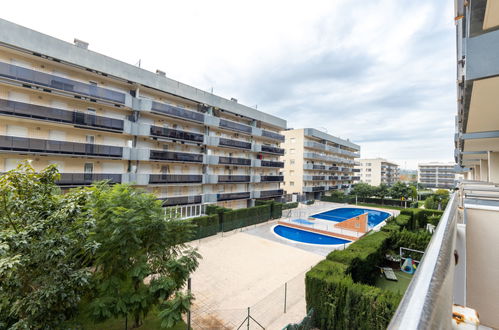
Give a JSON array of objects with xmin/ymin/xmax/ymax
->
[
  {"xmin": 417, "ymin": 162, "xmax": 456, "ymax": 189},
  {"xmin": 355, "ymin": 158, "xmax": 399, "ymax": 186}
]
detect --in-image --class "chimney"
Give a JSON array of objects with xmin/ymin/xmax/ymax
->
[
  {"xmin": 74, "ymin": 38, "xmax": 89, "ymax": 50},
  {"xmin": 156, "ymin": 69, "xmax": 166, "ymax": 77},
  {"xmin": 230, "ymin": 97, "xmax": 238, "ymax": 103}
]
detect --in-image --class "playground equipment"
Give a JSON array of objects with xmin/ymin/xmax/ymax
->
[{"xmin": 399, "ymin": 247, "xmax": 424, "ymax": 275}]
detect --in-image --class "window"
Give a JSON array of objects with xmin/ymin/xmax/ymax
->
[
  {"xmin": 84, "ymin": 163, "xmax": 94, "ymax": 173},
  {"xmin": 290, "ymin": 159, "xmax": 295, "ymax": 165},
  {"xmin": 290, "ymin": 138, "xmax": 296, "ymax": 143},
  {"xmin": 367, "ymin": 163, "xmax": 372, "ymax": 166},
  {"xmin": 290, "ymin": 148, "xmax": 295, "ymax": 154},
  {"xmin": 290, "ymin": 181, "xmax": 295, "ymax": 186},
  {"xmin": 290, "ymin": 170, "xmax": 295, "ymax": 175},
  {"xmin": 86, "ymin": 135, "xmax": 95, "ymax": 144}
]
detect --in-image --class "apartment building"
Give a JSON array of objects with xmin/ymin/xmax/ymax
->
[
  {"xmin": 281, "ymin": 128, "xmax": 360, "ymax": 200},
  {"xmin": 390, "ymin": 2, "xmax": 499, "ymax": 328},
  {"xmin": 417, "ymin": 162, "xmax": 456, "ymax": 189},
  {"xmin": 355, "ymin": 158, "xmax": 399, "ymax": 186},
  {"xmin": 0, "ymin": 19, "xmax": 286, "ymax": 210}
]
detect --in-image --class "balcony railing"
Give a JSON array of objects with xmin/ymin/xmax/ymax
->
[
  {"xmin": 149, "ymin": 174, "xmax": 203, "ymax": 184},
  {"xmin": 260, "ymin": 175, "xmax": 284, "ymax": 182},
  {"xmin": 219, "ymin": 156, "xmax": 252, "ymax": 166},
  {"xmin": 217, "ymin": 191, "xmax": 251, "ymax": 201},
  {"xmin": 352, "ymin": 168, "xmax": 360, "ymax": 172},
  {"xmin": 259, "ymin": 189, "xmax": 284, "ymax": 198},
  {"xmin": 151, "ymin": 101, "xmax": 205, "ymax": 123},
  {"xmin": 219, "ymin": 119, "xmax": 252, "ymax": 134},
  {"xmin": 330, "ymin": 166, "xmax": 340, "ymax": 171},
  {"xmin": 57, "ymin": 173, "xmax": 122, "ymax": 185},
  {"xmin": 219, "ymin": 138, "xmax": 252, "ymax": 149},
  {"xmin": 330, "ymin": 176, "xmax": 339, "ymax": 180},
  {"xmin": 218, "ymin": 175, "xmax": 251, "ymax": 183},
  {"xmin": 261, "ymin": 130, "xmax": 285, "ymax": 141},
  {"xmin": 0, "ymin": 62, "xmax": 126, "ymax": 104},
  {"xmin": 261, "ymin": 160, "xmax": 284, "ymax": 168},
  {"xmin": 161, "ymin": 195, "xmax": 202, "ymax": 206},
  {"xmin": 0, "ymin": 99, "xmax": 124, "ymax": 131},
  {"xmin": 150, "ymin": 126, "xmax": 204, "ymax": 143},
  {"xmin": 388, "ymin": 193, "xmax": 458, "ymax": 329},
  {"xmin": 149, "ymin": 150, "xmax": 203, "ymax": 163},
  {"xmin": 0, "ymin": 135, "xmax": 123, "ymax": 158},
  {"xmin": 261, "ymin": 145, "xmax": 285, "ymax": 155},
  {"xmin": 351, "ymin": 176, "xmax": 361, "ymax": 181}
]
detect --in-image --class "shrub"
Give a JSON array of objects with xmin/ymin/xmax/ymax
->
[
  {"xmin": 400, "ymin": 208, "xmax": 444, "ymax": 230},
  {"xmin": 189, "ymin": 214, "xmax": 219, "ymax": 240},
  {"xmin": 388, "ymin": 229, "xmax": 432, "ymax": 255},
  {"xmin": 395, "ymin": 214, "xmax": 411, "ymax": 230},
  {"xmin": 381, "ymin": 222, "xmax": 401, "ymax": 233},
  {"xmin": 220, "ymin": 204, "xmax": 271, "ymax": 232},
  {"xmin": 305, "ymin": 200, "xmax": 315, "ymax": 205},
  {"xmin": 282, "ymin": 202, "xmax": 298, "ymax": 210},
  {"xmin": 326, "ymin": 231, "xmax": 389, "ymax": 285},
  {"xmin": 306, "ymin": 260, "xmax": 401, "ymax": 330}
]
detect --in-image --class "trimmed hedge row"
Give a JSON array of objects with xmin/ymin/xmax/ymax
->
[
  {"xmin": 282, "ymin": 202, "xmax": 298, "ymax": 210},
  {"xmin": 388, "ymin": 229, "xmax": 432, "ymax": 255},
  {"xmin": 221, "ymin": 204, "xmax": 272, "ymax": 232},
  {"xmin": 321, "ymin": 195, "xmax": 409, "ymax": 208},
  {"xmin": 306, "ymin": 259, "xmax": 401, "ymax": 330},
  {"xmin": 327, "ymin": 231, "xmax": 390, "ymax": 285},
  {"xmin": 400, "ymin": 208, "xmax": 444, "ymax": 230},
  {"xmin": 189, "ymin": 214, "xmax": 219, "ymax": 240}
]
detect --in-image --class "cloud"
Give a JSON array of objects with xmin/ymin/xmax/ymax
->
[{"xmin": 1, "ymin": 0, "xmax": 457, "ymax": 169}]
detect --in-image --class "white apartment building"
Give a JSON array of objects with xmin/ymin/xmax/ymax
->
[
  {"xmin": 281, "ymin": 128, "xmax": 360, "ymax": 200},
  {"xmin": 0, "ymin": 19, "xmax": 286, "ymax": 211},
  {"xmin": 418, "ymin": 162, "xmax": 456, "ymax": 189},
  {"xmin": 355, "ymin": 158, "xmax": 399, "ymax": 186}
]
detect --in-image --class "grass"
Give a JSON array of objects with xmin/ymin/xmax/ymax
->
[
  {"xmin": 375, "ymin": 269, "xmax": 413, "ymax": 295},
  {"xmin": 68, "ymin": 310, "xmax": 187, "ymax": 330}
]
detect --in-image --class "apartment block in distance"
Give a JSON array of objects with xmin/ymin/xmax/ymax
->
[
  {"xmin": 389, "ymin": 2, "xmax": 499, "ymax": 328},
  {"xmin": 355, "ymin": 158, "xmax": 399, "ymax": 186},
  {"xmin": 0, "ymin": 19, "xmax": 286, "ymax": 210},
  {"xmin": 417, "ymin": 162, "xmax": 456, "ymax": 189},
  {"xmin": 281, "ymin": 128, "xmax": 360, "ymax": 200}
]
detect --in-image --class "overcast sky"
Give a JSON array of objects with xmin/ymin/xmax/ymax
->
[{"xmin": 2, "ymin": 0, "xmax": 456, "ymax": 169}]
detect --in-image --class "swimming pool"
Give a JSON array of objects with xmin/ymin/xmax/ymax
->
[
  {"xmin": 292, "ymin": 219, "xmax": 314, "ymax": 225},
  {"xmin": 311, "ymin": 207, "xmax": 391, "ymax": 228},
  {"xmin": 273, "ymin": 225, "xmax": 351, "ymax": 245}
]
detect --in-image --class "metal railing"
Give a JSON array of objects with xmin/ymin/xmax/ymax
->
[
  {"xmin": 388, "ymin": 192, "xmax": 459, "ymax": 329},
  {"xmin": 0, "ymin": 61, "xmax": 126, "ymax": 104},
  {"xmin": 149, "ymin": 150, "xmax": 203, "ymax": 162},
  {"xmin": 148, "ymin": 174, "xmax": 203, "ymax": 184},
  {"xmin": 219, "ymin": 118, "xmax": 253, "ymax": 134},
  {"xmin": 218, "ymin": 175, "xmax": 251, "ymax": 183},
  {"xmin": 150, "ymin": 126, "xmax": 204, "ymax": 143},
  {"xmin": 151, "ymin": 101, "xmax": 205, "ymax": 123},
  {"xmin": 219, "ymin": 156, "xmax": 252, "ymax": 166},
  {"xmin": 261, "ymin": 130, "xmax": 285, "ymax": 141},
  {"xmin": 219, "ymin": 137, "xmax": 252, "ymax": 149},
  {"xmin": 261, "ymin": 160, "xmax": 284, "ymax": 168}
]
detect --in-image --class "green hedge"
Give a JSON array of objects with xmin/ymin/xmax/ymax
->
[
  {"xmin": 400, "ymin": 208, "xmax": 444, "ymax": 230},
  {"xmin": 255, "ymin": 200, "xmax": 283, "ymax": 219},
  {"xmin": 189, "ymin": 214, "xmax": 219, "ymax": 240},
  {"xmin": 388, "ymin": 229, "xmax": 432, "ymax": 254},
  {"xmin": 282, "ymin": 202, "xmax": 298, "ymax": 210},
  {"xmin": 220, "ymin": 204, "xmax": 272, "ymax": 232},
  {"xmin": 306, "ymin": 260, "xmax": 401, "ymax": 330},
  {"xmin": 326, "ymin": 231, "xmax": 389, "ymax": 285}
]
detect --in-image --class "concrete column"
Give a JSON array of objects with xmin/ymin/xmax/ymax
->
[
  {"xmin": 474, "ymin": 165, "xmax": 481, "ymax": 181},
  {"xmin": 480, "ymin": 159, "xmax": 489, "ymax": 182},
  {"xmin": 488, "ymin": 152, "xmax": 499, "ymax": 184}
]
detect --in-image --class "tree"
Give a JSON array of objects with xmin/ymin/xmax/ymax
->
[
  {"xmin": 0, "ymin": 162, "xmax": 93, "ymax": 328},
  {"xmin": 389, "ymin": 182, "xmax": 412, "ymax": 200},
  {"xmin": 84, "ymin": 183, "xmax": 201, "ymax": 328},
  {"xmin": 351, "ymin": 183, "xmax": 374, "ymax": 201},
  {"xmin": 374, "ymin": 184, "xmax": 390, "ymax": 204}
]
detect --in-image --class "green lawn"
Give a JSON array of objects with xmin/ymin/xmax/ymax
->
[
  {"xmin": 68, "ymin": 311, "xmax": 186, "ymax": 330},
  {"xmin": 375, "ymin": 269, "xmax": 413, "ymax": 295}
]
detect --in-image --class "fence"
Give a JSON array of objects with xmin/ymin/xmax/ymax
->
[
  {"xmin": 165, "ymin": 203, "xmax": 206, "ymax": 219},
  {"xmin": 189, "ymin": 270, "xmax": 308, "ymax": 329}
]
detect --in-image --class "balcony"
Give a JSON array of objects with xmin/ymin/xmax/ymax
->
[
  {"xmin": 160, "ymin": 195, "xmax": 202, "ymax": 206},
  {"xmin": 148, "ymin": 174, "xmax": 203, "ymax": 184},
  {"xmin": 341, "ymin": 176, "xmax": 350, "ymax": 180},
  {"xmin": 0, "ymin": 99, "xmax": 125, "ymax": 132},
  {"xmin": 149, "ymin": 150, "xmax": 203, "ymax": 163},
  {"xmin": 260, "ymin": 145, "xmax": 285, "ymax": 155},
  {"xmin": 258, "ymin": 189, "xmax": 284, "ymax": 198},
  {"xmin": 219, "ymin": 119, "xmax": 252, "ymax": 134},
  {"xmin": 303, "ymin": 186, "xmax": 326, "ymax": 192},
  {"xmin": 217, "ymin": 175, "xmax": 251, "ymax": 183},
  {"xmin": 261, "ymin": 130, "xmax": 285, "ymax": 141},
  {"xmin": 304, "ymin": 141, "xmax": 326, "ymax": 150},
  {"xmin": 219, "ymin": 156, "xmax": 252, "ymax": 166},
  {"xmin": 304, "ymin": 164, "xmax": 326, "ymax": 170},
  {"xmin": 0, "ymin": 135, "xmax": 123, "ymax": 158},
  {"xmin": 351, "ymin": 176, "xmax": 361, "ymax": 181},
  {"xmin": 57, "ymin": 173, "xmax": 122, "ymax": 186},
  {"xmin": 0, "ymin": 62, "xmax": 126, "ymax": 104},
  {"xmin": 151, "ymin": 101, "xmax": 204, "ymax": 123},
  {"xmin": 329, "ymin": 176, "xmax": 339, "ymax": 180},
  {"xmin": 352, "ymin": 168, "xmax": 361, "ymax": 172},
  {"xmin": 150, "ymin": 126, "xmax": 204, "ymax": 143},
  {"xmin": 217, "ymin": 191, "xmax": 251, "ymax": 201},
  {"xmin": 219, "ymin": 137, "xmax": 252, "ymax": 150},
  {"xmin": 329, "ymin": 166, "xmax": 340, "ymax": 171},
  {"xmin": 304, "ymin": 175, "xmax": 326, "ymax": 181},
  {"xmin": 260, "ymin": 175, "xmax": 284, "ymax": 182},
  {"xmin": 261, "ymin": 160, "xmax": 284, "ymax": 168},
  {"xmin": 341, "ymin": 184, "xmax": 350, "ymax": 189}
]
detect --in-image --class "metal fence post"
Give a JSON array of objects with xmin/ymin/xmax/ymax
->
[
  {"xmin": 284, "ymin": 282, "xmax": 287, "ymax": 313},
  {"xmin": 247, "ymin": 307, "xmax": 250, "ymax": 330},
  {"xmin": 187, "ymin": 278, "xmax": 191, "ymax": 330}
]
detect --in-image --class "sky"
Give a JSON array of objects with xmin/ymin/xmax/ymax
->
[{"xmin": 2, "ymin": 0, "xmax": 456, "ymax": 169}]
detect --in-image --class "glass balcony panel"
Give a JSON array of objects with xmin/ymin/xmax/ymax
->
[
  {"xmin": 219, "ymin": 119, "xmax": 252, "ymax": 133},
  {"xmin": 219, "ymin": 138, "xmax": 252, "ymax": 149},
  {"xmin": 261, "ymin": 160, "xmax": 284, "ymax": 168},
  {"xmin": 261, "ymin": 130, "xmax": 285, "ymax": 141},
  {"xmin": 261, "ymin": 145, "xmax": 285, "ymax": 155},
  {"xmin": 151, "ymin": 101, "xmax": 204, "ymax": 123},
  {"xmin": 149, "ymin": 174, "xmax": 203, "ymax": 184}
]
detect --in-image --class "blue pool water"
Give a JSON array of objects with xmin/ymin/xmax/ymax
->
[
  {"xmin": 292, "ymin": 219, "xmax": 314, "ymax": 225},
  {"xmin": 311, "ymin": 207, "xmax": 391, "ymax": 228},
  {"xmin": 273, "ymin": 225, "xmax": 351, "ymax": 245}
]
